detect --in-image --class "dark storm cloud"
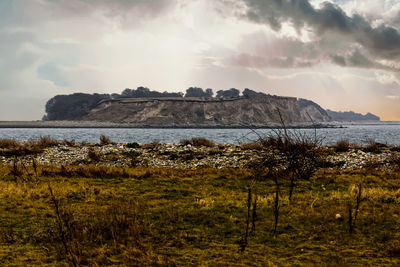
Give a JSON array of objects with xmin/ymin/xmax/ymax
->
[
  {"xmin": 329, "ymin": 54, "xmax": 346, "ymax": 66},
  {"xmin": 226, "ymin": 36, "xmax": 323, "ymax": 69},
  {"xmin": 229, "ymin": 52, "xmax": 316, "ymax": 69},
  {"xmin": 242, "ymin": 0, "xmax": 400, "ymax": 60},
  {"xmin": 329, "ymin": 49, "xmax": 397, "ymax": 71}
]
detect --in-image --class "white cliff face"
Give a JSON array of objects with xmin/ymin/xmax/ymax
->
[
  {"xmin": 83, "ymin": 95, "xmax": 330, "ymax": 126},
  {"xmin": 299, "ymin": 105, "xmax": 331, "ymax": 122}
]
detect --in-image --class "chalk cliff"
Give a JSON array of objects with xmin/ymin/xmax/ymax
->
[
  {"xmin": 80, "ymin": 95, "xmax": 330, "ymax": 126},
  {"xmin": 43, "ymin": 89, "xmax": 334, "ymax": 126}
]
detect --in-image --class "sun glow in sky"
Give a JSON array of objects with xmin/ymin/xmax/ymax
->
[{"xmin": 1, "ymin": 0, "xmax": 400, "ymax": 120}]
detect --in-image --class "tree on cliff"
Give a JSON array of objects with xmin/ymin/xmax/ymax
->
[
  {"xmin": 216, "ymin": 88, "xmax": 240, "ymax": 98},
  {"xmin": 184, "ymin": 87, "xmax": 213, "ymax": 97},
  {"xmin": 243, "ymin": 88, "xmax": 266, "ymax": 98},
  {"xmin": 44, "ymin": 93, "xmax": 111, "ymax": 120},
  {"xmin": 205, "ymin": 88, "xmax": 214, "ymax": 97},
  {"xmin": 120, "ymin": 87, "xmax": 183, "ymax": 98}
]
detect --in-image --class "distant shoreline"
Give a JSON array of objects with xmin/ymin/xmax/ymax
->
[
  {"xmin": 2, "ymin": 120, "xmax": 400, "ymax": 129},
  {"xmin": 0, "ymin": 120, "xmax": 350, "ymax": 129}
]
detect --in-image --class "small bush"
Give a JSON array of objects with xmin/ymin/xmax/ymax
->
[
  {"xmin": 142, "ymin": 141, "xmax": 160, "ymax": 150},
  {"xmin": 259, "ymin": 136, "xmax": 285, "ymax": 148},
  {"xmin": 180, "ymin": 137, "xmax": 215, "ymax": 147},
  {"xmin": 168, "ymin": 153, "xmax": 179, "ymax": 160},
  {"xmin": 334, "ymin": 140, "xmax": 351, "ymax": 152},
  {"xmin": 208, "ymin": 148, "xmax": 223, "ymax": 156},
  {"xmin": 192, "ymin": 138, "xmax": 215, "ymax": 147},
  {"xmin": 390, "ymin": 146, "xmax": 400, "ymax": 152},
  {"xmin": 126, "ymin": 142, "xmax": 140, "ymax": 148},
  {"xmin": 37, "ymin": 136, "xmax": 59, "ymax": 148},
  {"xmin": 362, "ymin": 139, "xmax": 385, "ymax": 154},
  {"xmin": 0, "ymin": 139, "xmax": 18, "ymax": 149},
  {"xmin": 87, "ymin": 148, "xmax": 102, "ymax": 162},
  {"xmin": 99, "ymin": 135, "xmax": 112, "ymax": 145},
  {"xmin": 124, "ymin": 151, "xmax": 141, "ymax": 167},
  {"xmin": 63, "ymin": 139, "xmax": 76, "ymax": 146}
]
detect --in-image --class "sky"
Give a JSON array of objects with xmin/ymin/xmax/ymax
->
[{"xmin": 1, "ymin": 0, "xmax": 400, "ymax": 121}]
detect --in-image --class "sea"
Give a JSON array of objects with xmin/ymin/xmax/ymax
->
[{"xmin": 0, "ymin": 124, "xmax": 400, "ymax": 145}]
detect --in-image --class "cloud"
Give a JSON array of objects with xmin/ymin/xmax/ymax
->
[
  {"xmin": 242, "ymin": 0, "xmax": 400, "ymax": 56},
  {"xmin": 386, "ymin": 95, "xmax": 400, "ymax": 100},
  {"xmin": 239, "ymin": 0, "xmax": 400, "ymax": 71},
  {"xmin": 1, "ymin": 0, "xmax": 400, "ymax": 121},
  {"xmin": 228, "ymin": 53, "xmax": 315, "ymax": 69},
  {"xmin": 329, "ymin": 49, "xmax": 396, "ymax": 70},
  {"xmin": 0, "ymin": 0, "xmax": 181, "ymax": 120},
  {"xmin": 330, "ymin": 54, "xmax": 346, "ymax": 66},
  {"xmin": 0, "ymin": 0, "xmax": 175, "ymax": 30}
]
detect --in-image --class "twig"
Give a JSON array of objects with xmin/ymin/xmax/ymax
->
[{"xmin": 48, "ymin": 184, "xmax": 78, "ymax": 267}]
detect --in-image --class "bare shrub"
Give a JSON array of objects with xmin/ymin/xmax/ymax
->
[
  {"xmin": 390, "ymin": 146, "xmax": 400, "ymax": 152},
  {"xmin": 87, "ymin": 148, "xmax": 101, "ymax": 162},
  {"xmin": 63, "ymin": 139, "xmax": 76, "ymax": 146},
  {"xmin": 37, "ymin": 135, "xmax": 59, "ymax": 148},
  {"xmin": 363, "ymin": 139, "xmax": 385, "ymax": 154},
  {"xmin": 126, "ymin": 142, "xmax": 140, "ymax": 148},
  {"xmin": 0, "ymin": 139, "xmax": 18, "ymax": 149},
  {"xmin": 142, "ymin": 140, "xmax": 160, "ymax": 150},
  {"xmin": 181, "ymin": 137, "xmax": 215, "ymax": 147},
  {"xmin": 99, "ymin": 134, "xmax": 112, "ymax": 145},
  {"xmin": 246, "ymin": 118, "xmax": 326, "ymax": 237},
  {"xmin": 334, "ymin": 140, "xmax": 351, "ymax": 152},
  {"xmin": 124, "ymin": 151, "xmax": 141, "ymax": 167},
  {"xmin": 254, "ymin": 130, "xmax": 325, "ymax": 181}
]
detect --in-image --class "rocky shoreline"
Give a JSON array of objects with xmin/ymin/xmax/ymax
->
[
  {"xmin": 0, "ymin": 120, "xmax": 341, "ymax": 129},
  {"xmin": 1, "ymin": 141, "xmax": 398, "ymax": 171}
]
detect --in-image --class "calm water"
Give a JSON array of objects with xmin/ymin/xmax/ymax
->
[{"xmin": 0, "ymin": 125, "xmax": 399, "ymax": 145}]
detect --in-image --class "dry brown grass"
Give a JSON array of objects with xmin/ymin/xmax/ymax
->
[
  {"xmin": 240, "ymin": 142, "xmax": 264, "ymax": 150},
  {"xmin": 37, "ymin": 136, "xmax": 59, "ymax": 148},
  {"xmin": 0, "ymin": 166, "xmax": 400, "ymax": 265},
  {"xmin": 0, "ymin": 136, "xmax": 60, "ymax": 157},
  {"xmin": 0, "ymin": 139, "xmax": 18, "ymax": 149}
]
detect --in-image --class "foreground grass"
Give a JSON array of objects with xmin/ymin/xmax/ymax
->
[{"xmin": 0, "ymin": 165, "xmax": 400, "ymax": 266}]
